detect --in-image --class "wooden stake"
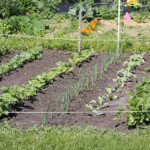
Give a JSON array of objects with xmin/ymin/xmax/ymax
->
[
  {"xmin": 117, "ymin": 0, "xmax": 121, "ymax": 54},
  {"xmin": 78, "ymin": 10, "xmax": 82, "ymax": 53}
]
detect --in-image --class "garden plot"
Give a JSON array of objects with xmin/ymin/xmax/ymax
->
[
  {"xmin": 0, "ymin": 50, "xmax": 71, "ymax": 89},
  {"xmin": 0, "ymin": 50, "xmax": 20, "ymax": 65},
  {"xmin": 2, "ymin": 52, "xmax": 148, "ymax": 131}
]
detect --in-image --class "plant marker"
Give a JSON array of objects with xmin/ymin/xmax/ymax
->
[{"xmin": 124, "ymin": 12, "xmax": 131, "ymax": 23}]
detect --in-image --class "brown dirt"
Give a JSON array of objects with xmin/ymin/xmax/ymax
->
[
  {"xmin": 1, "ymin": 51, "xmax": 150, "ymax": 133},
  {"xmin": 0, "ymin": 50, "xmax": 71, "ymax": 89}
]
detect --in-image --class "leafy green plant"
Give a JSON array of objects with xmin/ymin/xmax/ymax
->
[
  {"xmin": 113, "ymin": 53, "xmax": 145, "ymax": 88},
  {"xmin": 0, "ymin": 49, "xmax": 96, "ymax": 116},
  {"xmin": 8, "ymin": 14, "xmax": 52, "ymax": 35},
  {"xmin": 98, "ymin": 1, "xmax": 124, "ymax": 20},
  {"xmin": 126, "ymin": 77, "xmax": 150, "ymax": 126},
  {"xmin": 86, "ymin": 87, "xmax": 118, "ymax": 115},
  {"xmin": 0, "ymin": 0, "xmax": 61, "ymax": 19},
  {"xmin": 101, "ymin": 52, "xmax": 122, "ymax": 74},
  {"xmin": 113, "ymin": 69, "xmax": 137, "ymax": 87},
  {"xmin": 68, "ymin": 1, "xmax": 99, "ymax": 21},
  {"xmin": 85, "ymin": 96, "xmax": 107, "ymax": 116},
  {"xmin": 128, "ymin": 2, "xmax": 142, "ymax": 10},
  {"xmin": 0, "ymin": 19, "xmax": 11, "ymax": 34},
  {"xmin": 123, "ymin": 53, "xmax": 145, "ymax": 70},
  {"xmin": 0, "ymin": 47, "xmax": 43, "ymax": 77},
  {"xmin": 130, "ymin": 12, "xmax": 150, "ymax": 23},
  {"xmin": 0, "ymin": 0, "xmax": 25, "ymax": 18}
]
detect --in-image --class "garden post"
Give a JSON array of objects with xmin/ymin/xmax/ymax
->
[
  {"xmin": 117, "ymin": 0, "xmax": 121, "ymax": 54},
  {"xmin": 78, "ymin": 10, "xmax": 82, "ymax": 53}
]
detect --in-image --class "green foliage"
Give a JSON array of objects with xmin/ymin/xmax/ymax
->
[
  {"xmin": 98, "ymin": 1, "xmax": 124, "ymax": 20},
  {"xmin": 130, "ymin": 12, "xmax": 150, "ymax": 23},
  {"xmin": 86, "ymin": 87, "xmax": 118, "ymax": 115},
  {"xmin": 0, "ymin": 47, "xmax": 42, "ymax": 77},
  {"xmin": 98, "ymin": 5, "xmax": 118, "ymax": 20},
  {"xmin": 87, "ymin": 53, "xmax": 145, "ymax": 115},
  {"xmin": 128, "ymin": 2, "xmax": 142, "ymax": 10},
  {"xmin": 113, "ymin": 53, "xmax": 145, "ymax": 88},
  {"xmin": 127, "ymin": 77, "xmax": 150, "ymax": 126},
  {"xmin": 113, "ymin": 69, "xmax": 137, "ymax": 87},
  {"xmin": 68, "ymin": 1, "xmax": 99, "ymax": 21},
  {"xmin": 0, "ymin": 19, "xmax": 11, "ymax": 34},
  {"xmin": 0, "ymin": 49, "xmax": 96, "ymax": 116},
  {"xmin": 20, "ymin": 0, "xmax": 45, "ymax": 14},
  {"xmin": 69, "ymin": 49, "xmax": 95, "ymax": 65},
  {"xmin": 0, "ymin": 0, "xmax": 61, "ymax": 19},
  {"xmin": 63, "ymin": 18, "xmax": 78, "ymax": 33},
  {"xmin": 8, "ymin": 14, "xmax": 52, "ymax": 35},
  {"xmin": 0, "ymin": 33, "xmax": 150, "ymax": 54},
  {"xmin": 0, "ymin": 0, "xmax": 25, "ymax": 18},
  {"xmin": 123, "ymin": 53, "xmax": 145, "ymax": 70},
  {"xmin": 54, "ymin": 30, "xmax": 65, "ymax": 38}
]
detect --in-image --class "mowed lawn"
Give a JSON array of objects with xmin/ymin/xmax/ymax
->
[{"xmin": 0, "ymin": 125, "xmax": 150, "ymax": 150}]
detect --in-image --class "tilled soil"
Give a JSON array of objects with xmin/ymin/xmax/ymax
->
[
  {"xmin": 1, "ymin": 51, "xmax": 150, "ymax": 132},
  {"xmin": 0, "ymin": 50, "xmax": 71, "ymax": 89}
]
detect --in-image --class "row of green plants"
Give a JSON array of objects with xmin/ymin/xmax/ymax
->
[
  {"xmin": 0, "ymin": 35, "xmax": 149, "ymax": 54},
  {"xmin": 0, "ymin": 49, "xmax": 96, "ymax": 116},
  {"xmin": 86, "ymin": 53, "xmax": 145, "ymax": 116},
  {"xmin": 0, "ymin": 47, "xmax": 42, "ymax": 77},
  {"xmin": 116, "ymin": 67, "xmax": 150, "ymax": 126},
  {"xmin": 130, "ymin": 12, "xmax": 150, "ymax": 23},
  {"xmin": 39, "ymin": 52, "xmax": 122, "ymax": 125}
]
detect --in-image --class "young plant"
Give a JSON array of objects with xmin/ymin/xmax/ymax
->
[
  {"xmin": 86, "ymin": 87, "xmax": 118, "ymax": 115},
  {"xmin": 39, "ymin": 98, "xmax": 51, "ymax": 126},
  {"xmin": 113, "ymin": 69, "xmax": 137, "ymax": 88},
  {"xmin": 85, "ymin": 96, "xmax": 107, "ymax": 116}
]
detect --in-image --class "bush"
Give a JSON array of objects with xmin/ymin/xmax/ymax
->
[
  {"xmin": 0, "ymin": 0, "xmax": 25, "ymax": 18},
  {"xmin": 0, "ymin": 0, "xmax": 62, "ymax": 19},
  {"xmin": 8, "ymin": 14, "xmax": 52, "ymax": 35},
  {"xmin": 98, "ymin": 2, "xmax": 123, "ymax": 20}
]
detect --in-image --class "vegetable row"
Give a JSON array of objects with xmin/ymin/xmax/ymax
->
[
  {"xmin": 127, "ymin": 76, "xmax": 150, "ymax": 126},
  {"xmin": 0, "ymin": 49, "xmax": 95, "ymax": 116},
  {"xmin": 0, "ymin": 35, "xmax": 150, "ymax": 55},
  {"xmin": 86, "ymin": 53, "xmax": 146, "ymax": 115},
  {"xmin": 0, "ymin": 47, "xmax": 42, "ymax": 77}
]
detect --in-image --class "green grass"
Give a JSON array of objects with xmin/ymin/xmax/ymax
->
[{"xmin": 0, "ymin": 124, "xmax": 150, "ymax": 150}]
